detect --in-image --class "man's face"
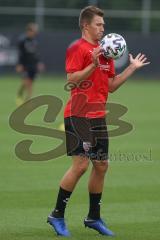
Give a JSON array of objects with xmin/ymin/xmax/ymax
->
[
  {"xmin": 27, "ymin": 27, "xmax": 38, "ymax": 38},
  {"xmin": 85, "ymin": 15, "xmax": 105, "ymax": 41}
]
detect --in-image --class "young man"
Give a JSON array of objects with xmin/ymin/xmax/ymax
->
[
  {"xmin": 16, "ymin": 23, "xmax": 44, "ymax": 105},
  {"xmin": 47, "ymin": 6, "xmax": 150, "ymax": 237}
]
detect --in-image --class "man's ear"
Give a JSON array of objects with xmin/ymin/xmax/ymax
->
[{"xmin": 83, "ymin": 22, "xmax": 89, "ymax": 31}]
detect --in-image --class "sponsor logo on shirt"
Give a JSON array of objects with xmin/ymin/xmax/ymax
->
[{"xmin": 99, "ymin": 63, "xmax": 110, "ymax": 71}]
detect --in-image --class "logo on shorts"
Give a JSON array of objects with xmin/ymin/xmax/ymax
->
[{"xmin": 83, "ymin": 141, "xmax": 91, "ymax": 152}]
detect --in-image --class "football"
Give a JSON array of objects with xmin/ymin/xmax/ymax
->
[{"xmin": 100, "ymin": 33, "xmax": 127, "ymax": 60}]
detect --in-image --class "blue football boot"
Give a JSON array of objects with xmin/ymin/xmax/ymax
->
[
  {"xmin": 84, "ymin": 218, "xmax": 115, "ymax": 236},
  {"xmin": 47, "ymin": 215, "xmax": 70, "ymax": 237}
]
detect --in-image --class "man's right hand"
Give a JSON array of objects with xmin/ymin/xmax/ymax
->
[
  {"xmin": 16, "ymin": 64, "xmax": 24, "ymax": 73},
  {"xmin": 91, "ymin": 46, "xmax": 103, "ymax": 67}
]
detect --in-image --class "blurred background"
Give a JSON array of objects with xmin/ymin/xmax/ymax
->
[
  {"xmin": 1, "ymin": 2, "xmax": 160, "ymax": 240},
  {"xmin": 0, "ymin": 0, "xmax": 159, "ymax": 76}
]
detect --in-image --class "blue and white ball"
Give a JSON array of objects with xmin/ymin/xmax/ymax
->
[{"xmin": 100, "ymin": 33, "xmax": 127, "ymax": 60}]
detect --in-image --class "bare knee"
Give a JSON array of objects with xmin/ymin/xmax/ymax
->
[
  {"xmin": 92, "ymin": 160, "xmax": 109, "ymax": 175},
  {"xmin": 24, "ymin": 78, "xmax": 32, "ymax": 88},
  {"xmin": 75, "ymin": 160, "xmax": 89, "ymax": 176},
  {"xmin": 72, "ymin": 156, "xmax": 90, "ymax": 177}
]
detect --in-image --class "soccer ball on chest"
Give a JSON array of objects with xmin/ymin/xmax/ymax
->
[{"xmin": 100, "ymin": 33, "xmax": 127, "ymax": 60}]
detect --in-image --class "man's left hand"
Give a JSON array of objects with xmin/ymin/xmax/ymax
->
[{"xmin": 129, "ymin": 53, "xmax": 150, "ymax": 70}]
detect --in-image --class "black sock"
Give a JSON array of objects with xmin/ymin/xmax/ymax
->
[
  {"xmin": 51, "ymin": 187, "xmax": 72, "ymax": 218},
  {"xmin": 87, "ymin": 193, "xmax": 102, "ymax": 220}
]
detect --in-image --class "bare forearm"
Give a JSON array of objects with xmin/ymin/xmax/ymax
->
[
  {"xmin": 109, "ymin": 53, "xmax": 150, "ymax": 93},
  {"xmin": 109, "ymin": 63, "xmax": 136, "ymax": 92},
  {"xmin": 67, "ymin": 63, "xmax": 96, "ymax": 84}
]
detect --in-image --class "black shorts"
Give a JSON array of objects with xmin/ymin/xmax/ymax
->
[
  {"xmin": 23, "ymin": 66, "xmax": 37, "ymax": 80},
  {"xmin": 64, "ymin": 116, "xmax": 109, "ymax": 160}
]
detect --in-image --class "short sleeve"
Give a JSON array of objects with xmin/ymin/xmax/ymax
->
[
  {"xmin": 65, "ymin": 44, "xmax": 84, "ymax": 73},
  {"xmin": 108, "ymin": 59, "xmax": 115, "ymax": 78}
]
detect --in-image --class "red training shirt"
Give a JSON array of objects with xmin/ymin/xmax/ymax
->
[{"xmin": 64, "ymin": 38, "xmax": 115, "ymax": 119}]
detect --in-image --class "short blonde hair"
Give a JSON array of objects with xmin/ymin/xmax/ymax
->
[
  {"xmin": 26, "ymin": 23, "xmax": 39, "ymax": 32},
  {"xmin": 79, "ymin": 6, "xmax": 104, "ymax": 30}
]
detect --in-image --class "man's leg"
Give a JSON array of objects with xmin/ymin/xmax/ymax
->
[
  {"xmin": 48, "ymin": 155, "xmax": 89, "ymax": 236},
  {"xmin": 17, "ymin": 82, "xmax": 25, "ymax": 98},
  {"xmin": 16, "ymin": 79, "xmax": 26, "ymax": 106},
  {"xmin": 88, "ymin": 160, "xmax": 108, "ymax": 219},
  {"xmin": 24, "ymin": 68, "xmax": 37, "ymax": 101},
  {"xmin": 16, "ymin": 77, "xmax": 33, "ymax": 106},
  {"xmin": 52, "ymin": 155, "xmax": 89, "ymax": 218},
  {"xmin": 24, "ymin": 78, "xmax": 33, "ymax": 100},
  {"xmin": 86, "ymin": 118, "xmax": 109, "ymax": 220},
  {"xmin": 84, "ymin": 160, "xmax": 114, "ymax": 236}
]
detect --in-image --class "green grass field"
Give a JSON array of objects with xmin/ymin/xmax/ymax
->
[{"xmin": 1, "ymin": 75, "xmax": 160, "ymax": 240}]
